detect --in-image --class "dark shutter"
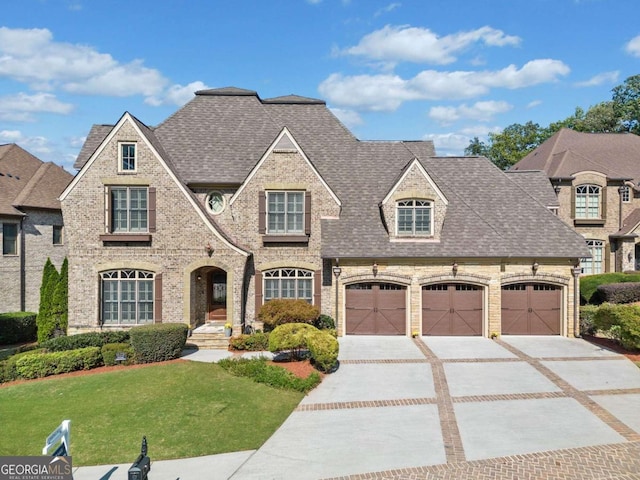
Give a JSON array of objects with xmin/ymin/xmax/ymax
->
[
  {"xmin": 305, "ymin": 191, "xmax": 311, "ymax": 235},
  {"xmin": 148, "ymin": 187, "xmax": 157, "ymax": 233},
  {"xmin": 154, "ymin": 273, "xmax": 163, "ymax": 323},
  {"xmin": 601, "ymin": 186, "xmax": 606, "ymax": 220},
  {"xmin": 570, "ymin": 186, "xmax": 576, "ymax": 219},
  {"xmin": 258, "ymin": 191, "xmax": 266, "ymax": 234},
  {"xmin": 105, "ymin": 186, "xmax": 112, "ymax": 233},
  {"xmin": 255, "ymin": 271, "xmax": 263, "ymax": 318},
  {"xmin": 97, "ymin": 274, "xmax": 103, "ymax": 325},
  {"xmin": 313, "ymin": 269, "xmax": 322, "ymax": 306}
]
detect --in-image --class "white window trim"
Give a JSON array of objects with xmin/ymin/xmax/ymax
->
[
  {"xmin": 395, "ymin": 199, "xmax": 434, "ymax": 237},
  {"xmin": 580, "ymin": 239, "xmax": 604, "ymax": 275},
  {"xmin": 111, "ymin": 186, "xmax": 149, "ymax": 233},
  {"xmin": 118, "ymin": 142, "xmax": 137, "ymax": 173},
  {"xmin": 100, "ymin": 269, "xmax": 155, "ymax": 325},
  {"xmin": 575, "ymin": 184, "xmax": 601, "ymax": 219},
  {"xmin": 205, "ymin": 191, "xmax": 226, "ymax": 215},
  {"xmin": 622, "ymin": 185, "xmax": 631, "ymax": 203},
  {"xmin": 263, "ymin": 268, "xmax": 314, "ymax": 303}
]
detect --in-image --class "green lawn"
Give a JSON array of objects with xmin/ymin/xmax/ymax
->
[{"xmin": 0, "ymin": 361, "xmax": 304, "ymax": 466}]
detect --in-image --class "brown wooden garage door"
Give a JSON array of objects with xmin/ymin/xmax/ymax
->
[
  {"xmin": 345, "ymin": 283, "xmax": 406, "ymax": 335},
  {"xmin": 501, "ymin": 283, "xmax": 561, "ymax": 335},
  {"xmin": 422, "ymin": 284, "xmax": 483, "ymax": 335}
]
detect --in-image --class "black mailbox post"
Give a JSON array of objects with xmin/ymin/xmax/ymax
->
[{"xmin": 128, "ymin": 436, "xmax": 150, "ymax": 480}]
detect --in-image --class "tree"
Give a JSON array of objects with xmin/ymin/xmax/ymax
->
[
  {"xmin": 52, "ymin": 257, "xmax": 68, "ymax": 337},
  {"xmin": 464, "ymin": 136, "xmax": 488, "ymax": 157},
  {"xmin": 612, "ymin": 74, "xmax": 640, "ymax": 134},
  {"xmin": 580, "ymin": 102, "xmax": 621, "ymax": 133},
  {"xmin": 37, "ymin": 258, "xmax": 60, "ymax": 342},
  {"xmin": 485, "ymin": 121, "xmax": 543, "ymax": 170}
]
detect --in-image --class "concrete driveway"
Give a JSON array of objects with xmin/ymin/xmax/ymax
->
[{"xmin": 73, "ymin": 336, "xmax": 640, "ymax": 480}]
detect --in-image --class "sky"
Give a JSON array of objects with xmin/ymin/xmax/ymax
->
[{"xmin": 1, "ymin": 0, "xmax": 639, "ymax": 172}]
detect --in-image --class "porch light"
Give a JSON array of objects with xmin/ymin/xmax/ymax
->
[
  {"xmin": 372, "ymin": 262, "xmax": 378, "ymax": 277},
  {"xmin": 452, "ymin": 262, "xmax": 458, "ymax": 275},
  {"xmin": 532, "ymin": 261, "xmax": 539, "ymax": 274},
  {"xmin": 205, "ymin": 242, "xmax": 214, "ymax": 257}
]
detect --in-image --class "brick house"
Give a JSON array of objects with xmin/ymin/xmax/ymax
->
[
  {"xmin": 0, "ymin": 144, "xmax": 73, "ymax": 313},
  {"xmin": 510, "ymin": 128, "xmax": 640, "ymax": 274},
  {"xmin": 61, "ymin": 87, "xmax": 588, "ymax": 338}
]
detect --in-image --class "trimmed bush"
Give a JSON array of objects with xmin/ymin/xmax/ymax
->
[
  {"xmin": 268, "ymin": 323, "xmax": 317, "ymax": 360},
  {"xmin": 218, "ymin": 357, "xmax": 321, "ymax": 393},
  {"xmin": 0, "ymin": 349, "xmax": 46, "ymax": 383},
  {"xmin": 307, "ymin": 330, "xmax": 339, "ymax": 372},
  {"xmin": 593, "ymin": 303, "xmax": 640, "ymax": 350},
  {"xmin": 591, "ymin": 282, "xmax": 640, "ymax": 305},
  {"xmin": 228, "ymin": 332, "xmax": 270, "ymax": 351},
  {"xmin": 36, "ymin": 258, "xmax": 60, "ymax": 342},
  {"xmin": 0, "ymin": 312, "xmax": 37, "ymax": 345},
  {"xmin": 40, "ymin": 331, "xmax": 130, "ymax": 352},
  {"xmin": 314, "ymin": 314, "xmax": 335, "ymax": 330},
  {"xmin": 101, "ymin": 343, "xmax": 135, "ymax": 366},
  {"xmin": 581, "ymin": 272, "xmax": 640, "ymax": 304},
  {"xmin": 258, "ymin": 299, "xmax": 320, "ymax": 330},
  {"xmin": 14, "ymin": 347, "xmax": 101, "ymax": 380},
  {"xmin": 130, "ymin": 323, "xmax": 188, "ymax": 363}
]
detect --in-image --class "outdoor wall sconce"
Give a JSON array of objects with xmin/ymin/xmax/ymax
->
[
  {"xmin": 196, "ymin": 274, "xmax": 202, "ymax": 281},
  {"xmin": 452, "ymin": 262, "xmax": 458, "ymax": 275},
  {"xmin": 332, "ymin": 265, "xmax": 342, "ymax": 278},
  {"xmin": 205, "ymin": 242, "xmax": 214, "ymax": 257},
  {"xmin": 532, "ymin": 261, "xmax": 539, "ymax": 274},
  {"xmin": 372, "ymin": 262, "xmax": 378, "ymax": 277}
]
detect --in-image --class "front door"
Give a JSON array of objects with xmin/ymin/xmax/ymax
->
[{"xmin": 208, "ymin": 270, "xmax": 227, "ymax": 322}]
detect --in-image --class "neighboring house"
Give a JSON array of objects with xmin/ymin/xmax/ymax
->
[
  {"xmin": 0, "ymin": 144, "xmax": 73, "ymax": 313},
  {"xmin": 510, "ymin": 128, "xmax": 640, "ymax": 274},
  {"xmin": 61, "ymin": 87, "xmax": 588, "ymax": 338}
]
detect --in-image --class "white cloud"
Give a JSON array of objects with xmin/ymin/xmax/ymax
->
[
  {"xmin": 319, "ymin": 59, "xmax": 569, "ymax": 111},
  {"xmin": 574, "ymin": 71, "xmax": 619, "ymax": 87},
  {"xmin": 374, "ymin": 3, "xmax": 401, "ymax": 17},
  {"xmin": 329, "ymin": 107, "xmax": 363, "ymax": 128},
  {"xmin": 146, "ymin": 81, "xmax": 210, "ymax": 106},
  {"xmin": 340, "ymin": 25, "xmax": 520, "ymax": 66},
  {"xmin": 423, "ymin": 132, "xmax": 473, "ymax": 156},
  {"xmin": 527, "ymin": 100, "xmax": 542, "ymax": 109},
  {"xmin": 0, "ymin": 27, "xmax": 168, "ymax": 99},
  {"xmin": 625, "ymin": 35, "xmax": 640, "ymax": 57},
  {"xmin": 428, "ymin": 100, "xmax": 512, "ymax": 125},
  {"xmin": 0, "ymin": 92, "xmax": 74, "ymax": 121},
  {"xmin": 0, "ymin": 130, "xmax": 22, "ymax": 142}
]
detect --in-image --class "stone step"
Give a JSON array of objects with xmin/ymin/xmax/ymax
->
[{"xmin": 186, "ymin": 331, "xmax": 231, "ymax": 350}]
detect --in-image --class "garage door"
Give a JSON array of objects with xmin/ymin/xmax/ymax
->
[
  {"xmin": 345, "ymin": 283, "xmax": 406, "ymax": 335},
  {"xmin": 422, "ymin": 284, "xmax": 483, "ymax": 335},
  {"xmin": 501, "ymin": 283, "xmax": 561, "ymax": 335}
]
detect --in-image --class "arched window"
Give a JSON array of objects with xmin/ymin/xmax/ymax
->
[
  {"xmin": 575, "ymin": 185, "xmax": 601, "ymax": 219},
  {"xmin": 397, "ymin": 199, "xmax": 433, "ymax": 236},
  {"xmin": 101, "ymin": 270, "xmax": 154, "ymax": 324},
  {"xmin": 580, "ymin": 240, "xmax": 604, "ymax": 274},
  {"xmin": 264, "ymin": 268, "xmax": 313, "ymax": 303}
]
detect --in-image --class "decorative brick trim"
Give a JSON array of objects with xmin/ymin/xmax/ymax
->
[{"xmin": 296, "ymin": 397, "xmax": 437, "ymax": 412}]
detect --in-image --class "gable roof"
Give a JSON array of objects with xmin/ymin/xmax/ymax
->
[
  {"xmin": 0, "ymin": 144, "xmax": 73, "ymax": 216},
  {"xmin": 505, "ymin": 170, "xmax": 559, "ymax": 208},
  {"xmin": 511, "ymin": 128, "xmax": 640, "ymax": 183}
]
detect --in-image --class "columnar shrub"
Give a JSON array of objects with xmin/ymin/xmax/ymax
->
[
  {"xmin": 130, "ymin": 323, "xmax": 188, "ymax": 363},
  {"xmin": 40, "ymin": 331, "xmax": 130, "ymax": 352},
  {"xmin": 36, "ymin": 258, "xmax": 59, "ymax": 342},
  {"xmin": 51, "ymin": 257, "xmax": 69, "ymax": 336},
  {"xmin": 258, "ymin": 299, "xmax": 320, "ymax": 330},
  {"xmin": 14, "ymin": 347, "xmax": 101, "ymax": 380},
  {"xmin": 0, "ymin": 312, "xmax": 37, "ymax": 344}
]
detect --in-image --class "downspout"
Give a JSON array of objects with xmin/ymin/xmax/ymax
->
[
  {"xmin": 19, "ymin": 216, "xmax": 26, "ymax": 312},
  {"xmin": 571, "ymin": 265, "xmax": 582, "ymax": 337}
]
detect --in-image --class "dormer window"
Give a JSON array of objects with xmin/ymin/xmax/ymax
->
[
  {"xmin": 119, "ymin": 142, "xmax": 137, "ymax": 172},
  {"xmin": 397, "ymin": 199, "xmax": 432, "ymax": 236}
]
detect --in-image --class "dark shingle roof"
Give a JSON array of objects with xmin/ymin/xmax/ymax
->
[
  {"xmin": 0, "ymin": 144, "xmax": 73, "ymax": 215},
  {"xmin": 505, "ymin": 170, "xmax": 559, "ymax": 208},
  {"xmin": 74, "ymin": 124, "xmax": 113, "ymax": 170},
  {"xmin": 511, "ymin": 128, "xmax": 640, "ymax": 183}
]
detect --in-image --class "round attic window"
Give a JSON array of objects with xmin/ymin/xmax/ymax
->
[{"xmin": 206, "ymin": 191, "xmax": 225, "ymax": 214}]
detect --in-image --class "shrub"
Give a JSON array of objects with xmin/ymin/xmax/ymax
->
[
  {"xmin": 591, "ymin": 282, "xmax": 640, "ymax": 305},
  {"xmin": 40, "ymin": 331, "xmax": 130, "ymax": 352},
  {"xmin": 218, "ymin": 357, "xmax": 321, "ymax": 393},
  {"xmin": 307, "ymin": 330, "xmax": 339, "ymax": 372},
  {"xmin": 268, "ymin": 323, "xmax": 317, "ymax": 360},
  {"xmin": 580, "ymin": 305, "xmax": 599, "ymax": 335},
  {"xmin": 0, "ymin": 349, "xmax": 46, "ymax": 383},
  {"xmin": 0, "ymin": 312, "xmax": 37, "ymax": 345},
  {"xmin": 101, "ymin": 343, "xmax": 135, "ymax": 366},
  {"xmin": 130, "ymin": 323, "xmax": 188, "ymax": 363},
  {"xmin": 258, "ymin": 299, "xmax": 320, "ymax": 330},
  {"xmin": 593, "ymin": 303, "xmax": 640, "ymax": 350},
  {"xmin": 581, "ymin": 272, "xmax": 640, "ymax": 304},
  {"xmin": 36, "ymin": 258, "xmax": 60, "ymax": 342},
  {"xmin": 314, "ymin": 314, "xmax": 335, "ymax": 330},
  {"xmin": 14, "ymin": 347, "xmax": 101, "ymax": 380},
  {"xmin": 228, "ymin": 332, "xmax": 270, "ymax": 351}
]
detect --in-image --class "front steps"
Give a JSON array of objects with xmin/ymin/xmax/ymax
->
[{"xmin": 185, "ymin": 322, "xmax": 231, "ymax": 350}]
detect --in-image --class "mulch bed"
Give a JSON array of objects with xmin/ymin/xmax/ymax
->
[{"xmin": 582, "ymin": 334, "xmax": 640, "ymax": 362}]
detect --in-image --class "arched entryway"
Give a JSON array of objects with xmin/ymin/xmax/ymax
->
[{"xmin": 192, "ymin": 266, "xmax": 228, "ymax": 325}]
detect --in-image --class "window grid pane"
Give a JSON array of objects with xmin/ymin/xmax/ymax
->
[
  {"xmin": 262, "ymin": 269, "xmax": 314, "ymax": 304},
  {"xmin": 397, "ymin": 200, "xmax": 432, "ymax": 236},
  {"xmin": 111, "ymin": 187, "xmax": 148, "ymax": 233},
  {"xmin": 267, "ymin": 192, "xmax": 304, "ymax": 234},
  {"xmin": 121, "ymin": 144, "xmax": 136, "ymax": 171},
  {"xmin": 101, "ymin": 270, "xmax": 154, "ymax": 324}
]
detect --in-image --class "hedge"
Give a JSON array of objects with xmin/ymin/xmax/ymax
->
[
  {"xmin": 0, "ymin": 348, "xmax": 46, "ymax": 383},
  {"xmin": 14, "ymin": 347, "xmax": 102, "ymax": 380},
  {"xmin": 101, "ymin": 343, "xmax": 135, "ymax": 366},
  {"xmin": 40, "ymin": 331, "xmax": 130, "ymax": 352},
  {"xmin": 581, "ymin": 272, "xmax": 640, "ymax": 304},
  {"xmin": 228, "ymin": 332, "xmax": 270, "ymax": 351},
  {"xmin": 258, "ymin": 299, "xmax": 320, "ymax": 330},
  {"xmin": 129, "ymin": 323, "xmax": 188, "ymax": 363},
  {"xmin": 0, "ymin": 312, "xmax": 37, "ymax": 345},
  {"xmin": 591, "ymin": 282, "xmax": 640, "ymax": 305},
  {"xmin": 592, "ymin": 303, "xmax": 640, "ymax": 351}
]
